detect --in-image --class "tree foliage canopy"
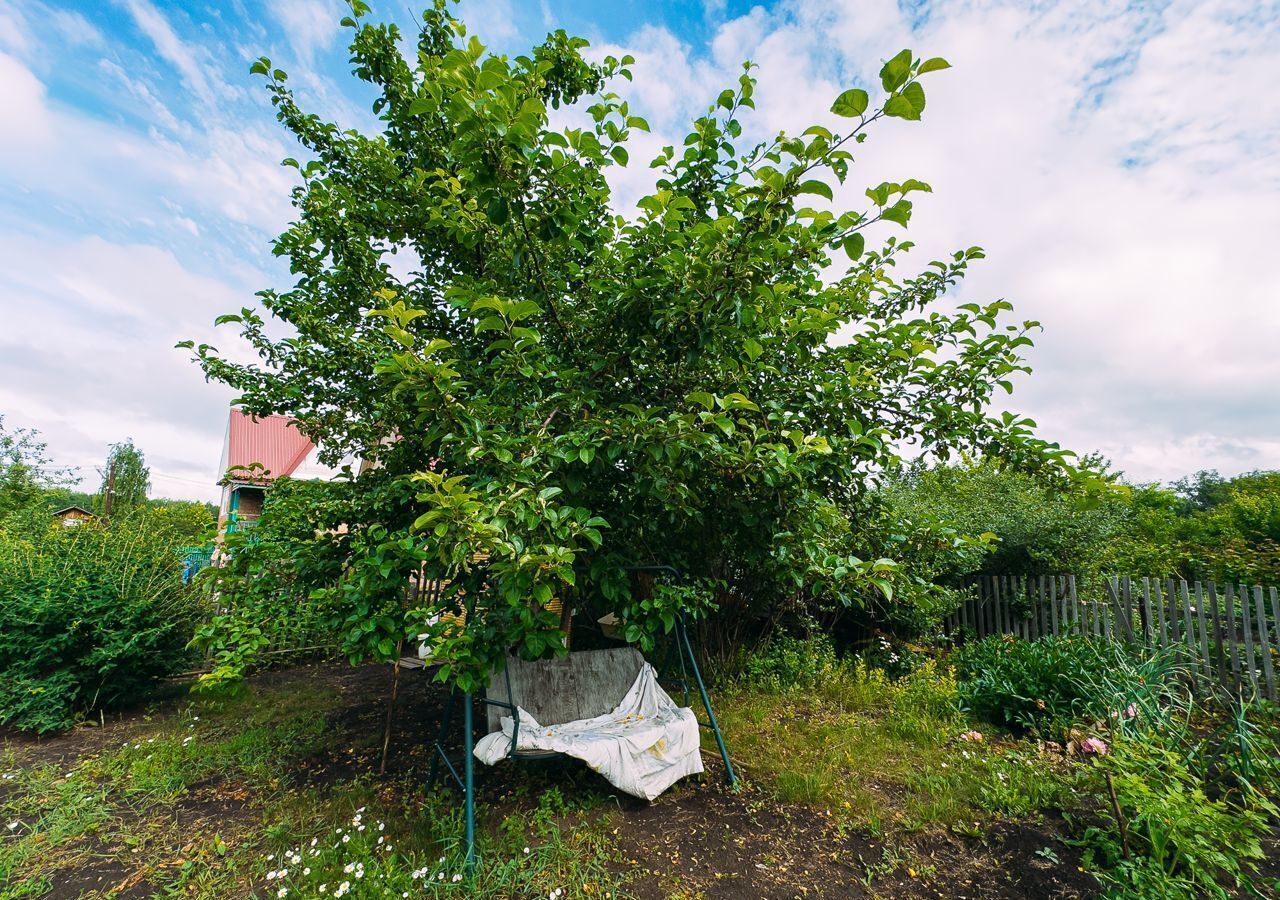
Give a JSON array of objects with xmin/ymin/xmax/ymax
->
[
  {"xmin": 97, "ymin": 439, "xmax": 150, "ymax": 515},
  {"xmin": 186, "ymin": 2, "xmax": 1068, "ymax": 689}
]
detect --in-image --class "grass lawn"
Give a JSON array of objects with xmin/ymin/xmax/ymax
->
[{"xmin": 2, "ymin": 659, "xmax": 1116, "ymax": 898}]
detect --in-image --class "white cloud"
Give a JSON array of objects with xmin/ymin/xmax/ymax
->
[
  {"xmin": 118, "ymin": 0, "xmax": 235, "ymax": 107},
  {"xmin": 0, "ymin": 1, "xmax": 30, "ymax": 55},
  {"xmin": 269, "ymin": 0, "xmax": 341, "ymax": 63},
  {"xmin": 0, "ymin": 52, "xmax": 54, "ymax": 148},
  {"xmin": 49, "ymin": 8, "xmax": 104, "ymax": 47},
  {"xmin": 0, "ymin": 234, "xmax": 246, "ymax": 501}
]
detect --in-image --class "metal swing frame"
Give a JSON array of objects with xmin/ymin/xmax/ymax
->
[{"xmin": 425, "ymin": 564, "xmax": 737, "ymax": 873}]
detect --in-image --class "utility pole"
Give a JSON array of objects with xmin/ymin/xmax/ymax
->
[{"xmin": 103, "ymin": 458, "xmax": 116, "ymax": 518}]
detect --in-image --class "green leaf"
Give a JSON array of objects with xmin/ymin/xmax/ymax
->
[
  {"xmin": 797, "ymin": 179, "xmax": 833, "ymax": 201},
  {"xmin": 886, "ymin": 82, "xmax": 926, "ymax": 120},
  {"xmin": 687, "ymin": 391, "xmax": 715, "ymax": 411},
  {"xmin": 475, "ymin": 316, "xmax": 507, "ymax": 333},
  {"xmin": 918, "ymin": 57, "xmax": 951, "ymax": 74},
  {"xmin": 829, "ymin": 88, "xmax": 869, "ymax": 118},
  {"xmin": 883, "ymin": 94, "xmax": 913, "ymax": 119},
  {"xmin": 879, "ymin": 49, "xmax": 913, "ymax": 92},
  {"xmin": 610, "ymin": 145, "xmax": 629, "ymax": 167},
  {"xmin": 486, "ymin": 196, "xmax": 508, "ymax": 225},
  {"xmin": 249, "ymin": 58, "xmax": 270, "ymax": 76},
  {"xmin": 744, "ymin": 338, "xmax": 763, "ymax": 361},
  {"xmin": 842, "ymin": 233, "xmax": 865, "ymax": 260},
  {"xmin": 882, "ymin": 200, "xmax": 912, "ymax": 227}
]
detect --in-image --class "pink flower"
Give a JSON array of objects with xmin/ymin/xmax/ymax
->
[
  {"xmin": 1079, "ymin": 737, "xmax": 1109, "ymax": 756},
  {"xmin": 1123, "ymin": 704, "xmax": 1138, "ymax": 719},
  {"xmin": 959, "ymin": 730, "xmax": 984, "ymax": 743}
]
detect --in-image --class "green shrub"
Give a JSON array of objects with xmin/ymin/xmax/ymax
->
[
  {"xmin": 953, "ymin": 634, "xmax": 1117, "ymax": 736},
  {"xmin": 0, "ymin": 521, "xmax": 202, "ymax": 732},
  {"xmin": 740, "ymin": 633, "xmax": 842, "ymax": 691}
]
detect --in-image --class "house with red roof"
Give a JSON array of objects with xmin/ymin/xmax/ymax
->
[{"xmin": 216, "ymin": 409, "xmax": 351, "ymax": 534}]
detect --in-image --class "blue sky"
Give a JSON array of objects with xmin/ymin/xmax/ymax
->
[{"xmin": 1, "ymin": 0, "xmax": 1278, "ymax": 502}]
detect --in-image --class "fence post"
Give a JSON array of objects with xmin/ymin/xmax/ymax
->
[
  {"xmin": 1049, "ymin": 578, "xmax": 1059, "ymax": 634},
  {"xmin": 1107, "ymin": 578, "xmax": 1129, "ymax": 642},
  {"xmin": 1225, "ymin": 585, "xmax": 1243, "ymax": 693},
  {"xmin": 1179, "ymin": 580, "xmax": 1195, "ymax": 673},
  {"xmin": 1209, "ymin": 583, "xmax": 1226, "ymax": 687},
  {"xmin": 1194, "ymin": 582, "xmax": 1211, "ymax": 682},
  {"xmin": 1154, "ymin": 580, "xmax": 1170, "ymax": 650},
  {"xmin": 1241, "ymin": 583, "xmax": 1260, "ymax": 696},
  {"xmin": 1272, "ymin": 586, "xmax": 1280, "ymax": 690},
  {"xmin": 1039, "ymin": 575, "xmax": 1051, "ymax": 638},
  {"xmin": 1252, "ymin": 585, "xmax": 1274, "ymax": 700}
]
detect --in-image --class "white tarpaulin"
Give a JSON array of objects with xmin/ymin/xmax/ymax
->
[{"xmin": 473, "ymin": 662, "xmax": 703, "ymax": 801}]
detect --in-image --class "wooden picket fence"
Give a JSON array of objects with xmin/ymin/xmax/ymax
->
[{"xmin": 947, "ymin": 575, "xmax": 1280, "ymax": 700}]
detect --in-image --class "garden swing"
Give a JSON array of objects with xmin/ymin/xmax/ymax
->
[{"xmin": 425, "ymin": 565, "xmax": 737, "ymax": 871}]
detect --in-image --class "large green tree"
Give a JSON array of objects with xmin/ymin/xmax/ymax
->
[{"xmin": 186, "ymin": 3, "xmax": 1069, "ymax": 689}]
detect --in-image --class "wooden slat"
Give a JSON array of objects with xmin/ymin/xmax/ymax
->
[
  {"xmin": 1155, "ymin": 579, "xmax": 1169, "ymax": 650},
  {"xmin": 988, "ymin": 578, "xmax": 998, "ymax": 634},
  {"xmin": 1241, "ymin": 583, "xmax": 1260, "ymax": 695},
  {"xmin": 1209, "ymin": 582, "xmax": 1227, "ymax": 686},
  {"xmin": 1056, "ymin": 576, "xmax": 1069, "ymax": 636},
  {"xmin": 1140, "ymin": 578, "xmax": 1155, "ymax": 646},
  {"xmin": 1015, "ymin": 576, "xmax": 1028, "ymax": 640},
  {"xmin": 1195, "ymin": 582, "xmax": 1211, "ymax": 681},
  {"xmin": 1179, "ymin": 580, "xmax": 1195, "ymax": 669},
  {"xmin": 1107, "ymin": 578, "xmax": 1130, "ymax": 642},
  {"xmin": 1168, "ymin": 578, "xmax": 1183, "ymax": 649},
  {"xmin": 1039, "ymin": 575, "xmax": 1051, "ymax": 639},
  {"xmin": 1066, "ymin": 576, "xmax": 1079, "ymax": 643},
  {"xmin": 1123, "ymin": 576, "xmax": 1135, "ymax": 644},
  {"xmin": 1092, "ymin": 576, "xmax": 1102, "ymax": 638},
  {"xmin": 1049, "ymin": 575, "xmax": 1061, "ymax": 637},
  {"xmin": 1253, "ymin": 586, "xmax": 1276, "ymax": 701},
  {"xmin": 989, "ymin": 577, "xmax": 999, "ymax": 637},
  {"xmin": 1072, "ymin": 576, "xmax": 1084, "ymax": 636},
  {"xmin": 1023, "ymin": 576, "xmax": 1034, "ymax": 640},
  {"xmin": 1272, "ymin": 587, "xmax": 1280, "ymax": 688},
  {"xmin": 983, "ymin": 581, "xmax": 993, "ymax": 637},
  {"xmin": 1226, "ymin": 584, "xmax": 1243, "ymax": 692}
]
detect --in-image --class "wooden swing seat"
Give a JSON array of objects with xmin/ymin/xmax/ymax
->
[{"xmin": 483, "ymin": 647, "xmax": 645, "ymax": 760}]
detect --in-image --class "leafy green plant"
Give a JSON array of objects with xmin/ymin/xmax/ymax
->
[
  {"xmin": 0, "ymin": 521, "xmax": 202, "ymax": 732},
  {"xmin": 1084, "ymin": 735, "xmax": 1269, "ymax": 899},
  {"xmin": 741, "ymin": 633, "xmax": 843, "ymax": 692},
  {"xmin": 953, "ymin": 634, "xmax": 1115, "ymax": 736}
]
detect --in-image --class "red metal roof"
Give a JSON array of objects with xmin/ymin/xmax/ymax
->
[{"xmin": 223, "ymin": 410, "xmax": 314, "ymax": 481}]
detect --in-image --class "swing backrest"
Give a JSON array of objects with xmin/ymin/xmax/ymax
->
[{"xmin": 485, "ymin": 647, "xmax": 645, "ymax": 732}]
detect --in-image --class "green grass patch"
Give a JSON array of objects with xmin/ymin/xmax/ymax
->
[{"xmin": 719, "ymin": 657, "xmax": 1078, "ymax": 834}]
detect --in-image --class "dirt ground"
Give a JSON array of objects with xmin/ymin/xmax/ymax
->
[{"xmin": 2, "ymin": 660, "xmax": 1121, "ymax": 899}]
